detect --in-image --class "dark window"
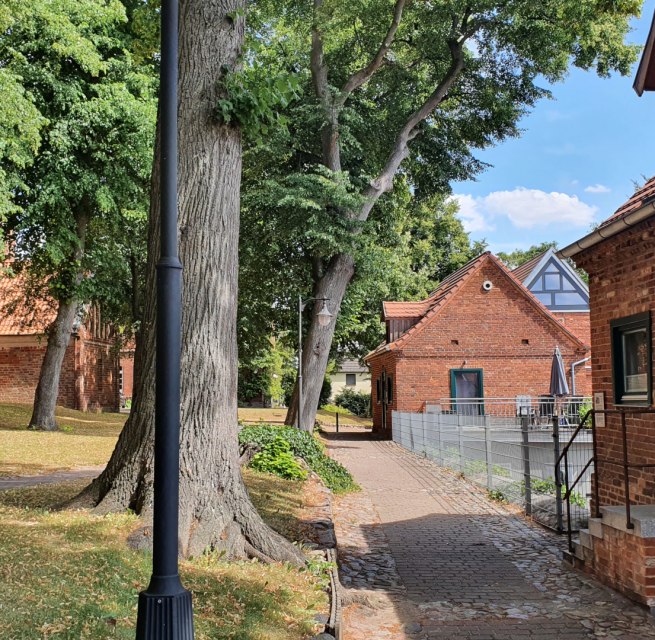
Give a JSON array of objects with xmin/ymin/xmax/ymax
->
[
  {"xmin": 611, "ymin": 312, "xmax": 652, "ymax": 405},
  {"xmin": 345, "ymin": 373, "xmax": 356, "ymax": 386},
  {"xmin": 386, "ymin": 377, "xmax": 393, "ymax": 403}
]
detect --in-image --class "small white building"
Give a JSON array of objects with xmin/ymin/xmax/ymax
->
[{"xmin": 331, "ymin": 359, "xmax": 371, "ymax": 399}]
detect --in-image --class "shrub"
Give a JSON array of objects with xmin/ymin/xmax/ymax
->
[
  {"xmin": 239, "ymin": 424, "xmax": 358, "ymax": 493},
  {"xmin": 319, "ymin": 404, "xmax": 353, "ymax": 415},
  {"xmin": 334, "ymin": 388, "xmax": 371, "ymax": 417},
  {"xmin": 250, "ymin": 436, "xmax": 308, "ymax": 480}
]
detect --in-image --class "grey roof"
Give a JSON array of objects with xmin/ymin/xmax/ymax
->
[{"xmin": 337, "ymin": 359, "xmax": 368, "ymax": 373}]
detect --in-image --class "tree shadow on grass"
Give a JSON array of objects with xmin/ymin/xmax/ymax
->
[{"xmin": 0, "ymin": 486, "xmax": 325, "ymax": 640}]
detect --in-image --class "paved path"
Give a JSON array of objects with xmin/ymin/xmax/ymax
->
[
  {"xmin": 0, "ymin": 466, "xmax": 103, "ymax": 491},
  {"xmin": 325, "ymin": 428, "xmax": 655, "ymax": 640}
]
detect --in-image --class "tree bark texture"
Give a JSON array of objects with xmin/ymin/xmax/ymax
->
[
  {"xmin": 285, "ymin": 253, "xmax": 355, "ymax": 430},
  {"xmin": 28, "ymin": 213, "xmax": 89, "ymax": 431},
  {"xmin": 285, "ymin": 7, "xmax": 467, "ymax": 429},
  {"xmin": 70, "ymin": 0, "xmax": 303, "ymax": 564}
]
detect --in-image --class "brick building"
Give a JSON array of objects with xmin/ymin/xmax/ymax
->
[
  {"xmin": 0, "ymin": 275, "xmax": 124, "ymax": 412},
  {"xmin": 560, "ymin": 176, "xmax": 655, "ymax": 607},
  {"xmin": 365, "ymin": 251, "xmax": 591, "ymax": 435}
]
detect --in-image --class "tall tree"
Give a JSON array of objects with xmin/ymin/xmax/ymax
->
[
  {"xmin": 497, "ymin": 241, "xmax": 558, "ymax": 270},
  {"xmin": 225, "ymin": 0, "xmax": 639, "ymax": 429},
  {"xmin": 0, "ymin": 0, "xmax": 156, "ymax": 430},
  {"xmin": 71, "ymin": 0, "xmax": 302, "ymax": 563}
]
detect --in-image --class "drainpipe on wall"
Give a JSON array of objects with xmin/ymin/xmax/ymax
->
[{"xmin": 571, "ymin": 356, "xmax": 591, "ymax": 396}]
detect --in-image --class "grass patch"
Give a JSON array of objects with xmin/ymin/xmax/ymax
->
[
  {"xmin": 239, "ymin": 424, "xmax": 359, "ymax": 494},
  {"xmin": 242, "ymin": 468, "xmax": 306, "ymax": 541},
  {"xmin": 0, "ymin": 481, "xmax": 327, "ymax": 639},
  {"xmin": 0, "ymin": 403, "xmax": 126, "ymax": 477},
  {"xmin": 239, "ymin": 406, "xmax": 371, "ymax": 428}
]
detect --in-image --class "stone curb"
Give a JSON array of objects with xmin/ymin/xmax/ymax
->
[{"xmin": 303, "ymin": 467, "xmax": 342, "ymax": 640}]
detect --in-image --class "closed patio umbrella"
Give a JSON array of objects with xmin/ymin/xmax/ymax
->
[
  {"xmin": 549, "ymin": 346, "xmax": 570, "ymax": 397},
  {"xmin": 550, "ymin": 346, "xmax": 570, "ymax": 421}
]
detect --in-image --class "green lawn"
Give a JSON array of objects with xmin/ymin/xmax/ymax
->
[
  {"xmin": 0, "ymin": 479, "xmax": 327, "ymax": 639},
  {"xmin": 0, "ymin": 403, "xmax": 370, "ymax": 477}
]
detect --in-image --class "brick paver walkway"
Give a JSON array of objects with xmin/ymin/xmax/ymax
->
[{"xmin": 325, "ymin": 428, "xmax": 655, "ymax": 640}]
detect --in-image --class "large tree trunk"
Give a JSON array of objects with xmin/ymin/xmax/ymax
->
[
  {"xmin": 285, "ymin": 253, "xmax": 355, "ymax": 430},
  {"xmin": 28, "ymin": 213, "xmax": 89, "ymax": 431},
  {"xmin": 28, "ymin": 298, "xmax": 82, "ymax": 431},
  {"xmin": 69, "ymin": 0, "xmax": 302, "ymax": 564}
]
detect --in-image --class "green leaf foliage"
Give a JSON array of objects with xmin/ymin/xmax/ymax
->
[
  {"xmin": 333, "ymin": 388, "xmax": 371, "ymax": 418},
  {"xmin": 250, "ymin": 436, "xmax": 308, "ymax": 480},
  {"xmin": 0, "ymin": 0, "xmax": 156, "ymax": 332},
  {"xmin": 239, "ymin": 425, "xmax": 358, "ymax": 493}
]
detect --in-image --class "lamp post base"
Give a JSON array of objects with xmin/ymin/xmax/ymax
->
[{"xmin": 136, "ymin": 588, "xmax": 194, "ymax": 640}]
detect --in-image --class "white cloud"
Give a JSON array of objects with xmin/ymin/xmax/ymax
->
[
  {"xmin": 449, "ymin": 194, "xmax": 494, "ymax": 233},
  {"xmin": 451, "ymin": 188, "xmax": 597, "ymax": 231},
  {"xmin": 584, "ymin": 183, "xmax": 611, "ymax": 194}
]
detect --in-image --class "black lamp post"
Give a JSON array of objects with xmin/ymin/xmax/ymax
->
[{"xmin": 135, "ymin": 0, "xmax": 194, "ymax": 638}]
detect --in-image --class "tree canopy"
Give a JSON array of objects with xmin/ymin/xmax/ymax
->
[
  {"xmin": 0, "ymin": 0, "xmax": 156, "ymax": 329},
  {"xmin": 229, "ymin": 0, "xmax": 641, "ymax": 427}
]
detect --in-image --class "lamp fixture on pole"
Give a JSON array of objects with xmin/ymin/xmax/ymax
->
[
  {"xmin": 297, "ymin": 296, "xmax": 333, "ymax": 429},
  {"xmin": 135, "ymin": 0, "xmax": 194, "ymax": 637}
]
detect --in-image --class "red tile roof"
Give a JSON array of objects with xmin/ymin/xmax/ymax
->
[
  {"xmin": 0, "ymin": 272, "xmax": 55, "ymax": 335},
  {"xmin": 382, "ymin": 301, "xmax": 430, "ymax": 319},
  {"xmin": 511, "ymin": 252, "xmax": 546, "ymax": 283},
  {"xmin": 599, "ymin": 176, "xmax": 655, "ymax": 229},
  {"xmin": 365, "ymin": 252, "xmax": 587, "ymax": 362}
]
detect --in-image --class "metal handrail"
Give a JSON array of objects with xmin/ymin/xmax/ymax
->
[
  {"xmin": 557, "ymin": 408, "xmax": 655, "ymax": 553},
  {"xmin": 554, "ymin": 410, "xmax": 593, "ymax": 551}
]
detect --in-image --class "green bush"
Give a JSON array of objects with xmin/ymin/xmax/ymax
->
[
  {"xmin": 250, "ymin": 436, "xmax": 308, "ymax": 480},
  {"xmin": 334, "ymin": 388, "xmax": 371, "ymax": 417},
  {"xmin": 239, "ymin": 424, "xmax": 358, "ymax": 493},
  {"xmin": 319, "ymin": 404, "xmax": 353, "ymax": 415}
]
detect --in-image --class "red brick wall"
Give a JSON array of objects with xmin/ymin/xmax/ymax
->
[
  {"xmin": 369, "ymin": 350, "xmax": 398, "ymax": 435},
  {"xmin": 368, "ymin": 261, "xmax": 590, "ymax": 435},
  {"xmin": 582, "ymin": 525, "xmax": 655, "ymax": 607},
  {"xmin": 77, "ymin": 338, "xmax": 119, "ymax": 411},
  {"xmin": 120, "ymin": 352, "xmax": 134, "ymax": 400},
  {"xmin": 554, "ymin": 312, "xmax": 591, "ymax": 346},
  {"xmin": 0, "ymin": 334, "xmax": 118, "ymax": 412},
  {"xmin": 575, "ymin": 218, "xmax": 655, "ymax": 509}
]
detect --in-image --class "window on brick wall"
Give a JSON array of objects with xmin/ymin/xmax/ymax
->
[
  {"xmin": 345, "ymin": 373, "xmax": 356, "ymax": 386},
  {"xmin": 611, "ymin": 312, "xmax": 652, "ymax": 405},
  {"xmin": 376, "ymin": 378, "xmax": 381, "ymax": 403}
]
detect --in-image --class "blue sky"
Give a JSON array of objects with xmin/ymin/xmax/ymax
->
[{"xmin": 452, "ymin": 1, "xmax": 655, "ymax": 255}]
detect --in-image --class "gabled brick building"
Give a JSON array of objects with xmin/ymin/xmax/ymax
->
[
  {"xmin": 560, "ymin": 175, "xmax": 655, "ymax": 607},
  {"xmin": 365, "ymin": 251, "xmax": 591, "ymax": 435},
  {"xmin": 0, "ymin": 275, "xmax": 124, "ymax": 412}
]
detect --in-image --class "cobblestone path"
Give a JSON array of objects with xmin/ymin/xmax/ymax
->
[{"xmin": 326, "ymin": 428, "xmax": 655, "ymax": 640}]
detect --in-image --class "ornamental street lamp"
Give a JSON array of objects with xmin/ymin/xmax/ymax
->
[
  {"xmin": 297, "ymin": 296, "xmax": 333, "ymax": 429},
  {"xmin": 135, "ymin": 0, "xmax": 194, "ymax": 638}
]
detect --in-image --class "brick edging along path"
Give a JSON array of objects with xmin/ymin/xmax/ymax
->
[{"xmin": 324, "ymin": 427, "xmax": 655, "ymax": 640}]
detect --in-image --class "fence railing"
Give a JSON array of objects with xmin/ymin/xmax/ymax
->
[
  {"xmin": 393, "ymin": 403, "xmax": 592, "ymax": 532},
  {"xmin": 422, "ymin": 396, "xmax": 591, "ymax": 425}
]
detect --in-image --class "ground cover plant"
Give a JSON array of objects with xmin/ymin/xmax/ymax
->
[
  {"xmin": 0, "ymin": 476, "xmax": 327, "ymax": 639},
  {"xmin": 239, "ymin": 424, "xmax": 358, "ymax": 494}
]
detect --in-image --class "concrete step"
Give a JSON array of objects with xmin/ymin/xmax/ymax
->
[
  {"xmin": 579, "ymin": 528, "xmax": 593, "ymax": 550},
  {"xmin": 600, "ymin": 505, "xmax": 655, "ymax": 538},
  {"xmin": 588, "ymin": 517, "xmax": 604, "ymax": 539}
]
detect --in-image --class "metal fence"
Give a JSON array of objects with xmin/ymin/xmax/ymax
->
[{"xmin": 393, "ymin": 397, "xmax": 593, "ymax": 532}]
